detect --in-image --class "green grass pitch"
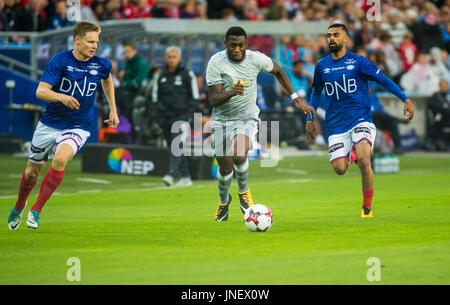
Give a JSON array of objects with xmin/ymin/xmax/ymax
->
[{"xmin": 0, "ymin": 153, "xmax": 449, "ymax": 284}]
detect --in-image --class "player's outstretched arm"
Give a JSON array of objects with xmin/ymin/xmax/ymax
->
[
  {"xmin": 374, "ymin": 74, "xmax": 414, "ymax": 120},
  {"xmin": 207, "ymin": 81, "xmax": 244, "ymax": 108},
  {"xmin": 360, "ymin": 56, "xmax": 414, "ymax": 121},
  {"xmin": 269, "ymin": 61, "xmax": 315, "ymax": 118},
  {"xmin": 403, "ymin": 98, "xmax": 415, "ymax": 120},
  {"xmin": 101, "ymin": 74, "xmax": 120, "ymax": 128},
  {"xmin": 36, "ymin": 82, "xmax": 80, "ymax": 110},
  {"xmin": 305, "ymin": 121, "xmax": 317, "ymax": 141}
]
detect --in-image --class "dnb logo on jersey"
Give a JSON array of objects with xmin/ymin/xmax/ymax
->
[{"xmin": 108, "ymin": 148, "xmax": 154, "ymax": 175}]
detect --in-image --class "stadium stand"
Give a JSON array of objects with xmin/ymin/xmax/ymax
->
[{"xmin": 1, "ymin": 0, "xmax": 449, "ymax": 151}]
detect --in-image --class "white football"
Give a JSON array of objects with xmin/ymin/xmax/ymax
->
[{"xmin": 244, "ymin": 204, "xmax": 273, "ymax": 232}]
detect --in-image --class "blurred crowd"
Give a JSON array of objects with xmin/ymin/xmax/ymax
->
[
  {"xmin": 1, "ymin": 0, "xmax": 449, "ymax": 150},
  {"xmin": 2, "ymin": 0, "xmax": 449, "ymax": 93}
]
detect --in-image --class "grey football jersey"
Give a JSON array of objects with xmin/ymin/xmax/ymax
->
[{"xmin": 206, "ymin": 49, "xmax": 273, "ymax": 121}]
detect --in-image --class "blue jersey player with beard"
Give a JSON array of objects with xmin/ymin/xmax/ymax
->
[
  {"xmin": 8, "ymin": 21, "xmax": 119, "ymax": 230},
  {"xmin": 300, "ymin": 24, "xmax": 415, "ymax": 218}
]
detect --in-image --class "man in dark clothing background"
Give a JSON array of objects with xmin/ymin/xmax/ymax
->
[
  {"xmin": 206, "ymin": 0, "xmax": 231, "ymax": 19},
  {"xmin": 411, "ymin": 4, "xmax": 444, "ymax": 53},
  {"xmin": 152, "ymin": 45, "xmax": 199, "ymax": 187},
  {"xmin": 429, "ymin": 79, "xmax": 450, "ymax": 150},
  {"xmin": 370, "ymin": 84, "xmax": 404, "ymax": 154},
  {"xmin": 119, "ymin": 42, "xmax": 150, "ymax": 123},
  {"xmin": 14, "ymin": 0, "xmax": 48, "ymax": 32}
]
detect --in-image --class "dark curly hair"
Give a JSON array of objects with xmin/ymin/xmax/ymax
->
[{"xmin": 225, "ymin": 26, "xmax": 247, "ymax": 41}]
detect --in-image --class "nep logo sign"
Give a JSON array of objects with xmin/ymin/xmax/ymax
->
[{"xmin": 108, "ymin": 148, "xmax": 154, "ymax": 175}]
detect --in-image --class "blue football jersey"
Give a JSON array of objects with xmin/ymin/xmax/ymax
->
[
  {"xmin": 307, "ymin": 51, "xmax": 408, "ymax": 136},
  {"xmin": 39, "ymin": 50, "xmax": 112, "ymax": 131}
]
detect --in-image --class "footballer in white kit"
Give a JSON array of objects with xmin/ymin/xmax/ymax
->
[
  {"xmin": 206, "ymin": 26, "xmax": 315, "ymax": 221},
  {"xmin": 206, "ymin": 47, "xmax": 273, "ymax": 157}
]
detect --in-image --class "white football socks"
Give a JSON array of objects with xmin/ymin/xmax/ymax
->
[
  {"xmin": 234, "ymin": 159, "xmax": 249, "ymax": 193},
  {"xmin": 217, "ymin": 170, "xmax": 233, "ymax": 204}
]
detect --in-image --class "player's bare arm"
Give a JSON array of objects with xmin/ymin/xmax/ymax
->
[
  {"xmin": 305, "ymin": 121, "xmax": 317, "ymax": 141},
  {"xmin": 270, "ymin": 61, "xmax": 315, "ymax": 118},
  {"xmin": 101, "ymin": 73, "xmax": 120, "ymax": 128},
  {"xmin": 36, "ymin": 82, "xmax": 80, "ymax": 110},
  {"xmin": 208, "ymin": 80, "xmax": 244, "ymax": 108},
  {"xmin": 403, "ymin": 98, "xmax": 415, "ymax": 120}
]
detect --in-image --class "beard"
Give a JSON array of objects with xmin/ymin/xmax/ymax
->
[{"xmin": 329, "ymin": 42, "xmax": 343, "ymax": 53}]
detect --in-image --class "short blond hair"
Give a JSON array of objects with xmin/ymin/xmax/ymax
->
[{"xmin": 73, "ymin": 21, "xmax": 101, "ymax": 39}]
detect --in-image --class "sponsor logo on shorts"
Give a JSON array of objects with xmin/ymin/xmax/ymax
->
[
  {"xmin": 30, "ymin": 144, "xmax": 45, "ymax": 154},
  {"xmin": 354, "ymin": 127, "xmax": 371, "ymax": 134},
  {"xmin": 62, "ymin": 132, "xmax": 82, "ymax": 143},
  {"xmin": 329, "ymin": 142, "xmax": 344, "ymax": 153}
]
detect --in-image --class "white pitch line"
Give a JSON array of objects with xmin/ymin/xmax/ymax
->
[
  {"xmin": 77, "ymin": 189, "xmax": 102, "ymax": 194},
  {"xmin": 275, "ymin": 168, "xmax": 308, "ymax": 175},
  {"xmin": 140, "ymin": 182, "xmax": 162, "ymax": 187},
  {"xmin": 76, "ymin": 177, "xmax": 111, "ymax": 184},
  {"xmin": 0, "ymin": 195, "xmax": 16, "ymax": 199},
  {"xmin": 278, "ymin": 178, "xmax": 313, "ymax": 183},
  {"xmin": 0, "ymin": 178, "xmax": 313, "ymax": 200}
]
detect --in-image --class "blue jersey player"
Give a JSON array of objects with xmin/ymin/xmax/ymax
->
[
  {"xmin": 8, "ymin": 21, "xmax": 119, "ymax": 230},
  {"xmin": 301, "ymin": 24, "xmax": 415, "ymax": 218}
]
